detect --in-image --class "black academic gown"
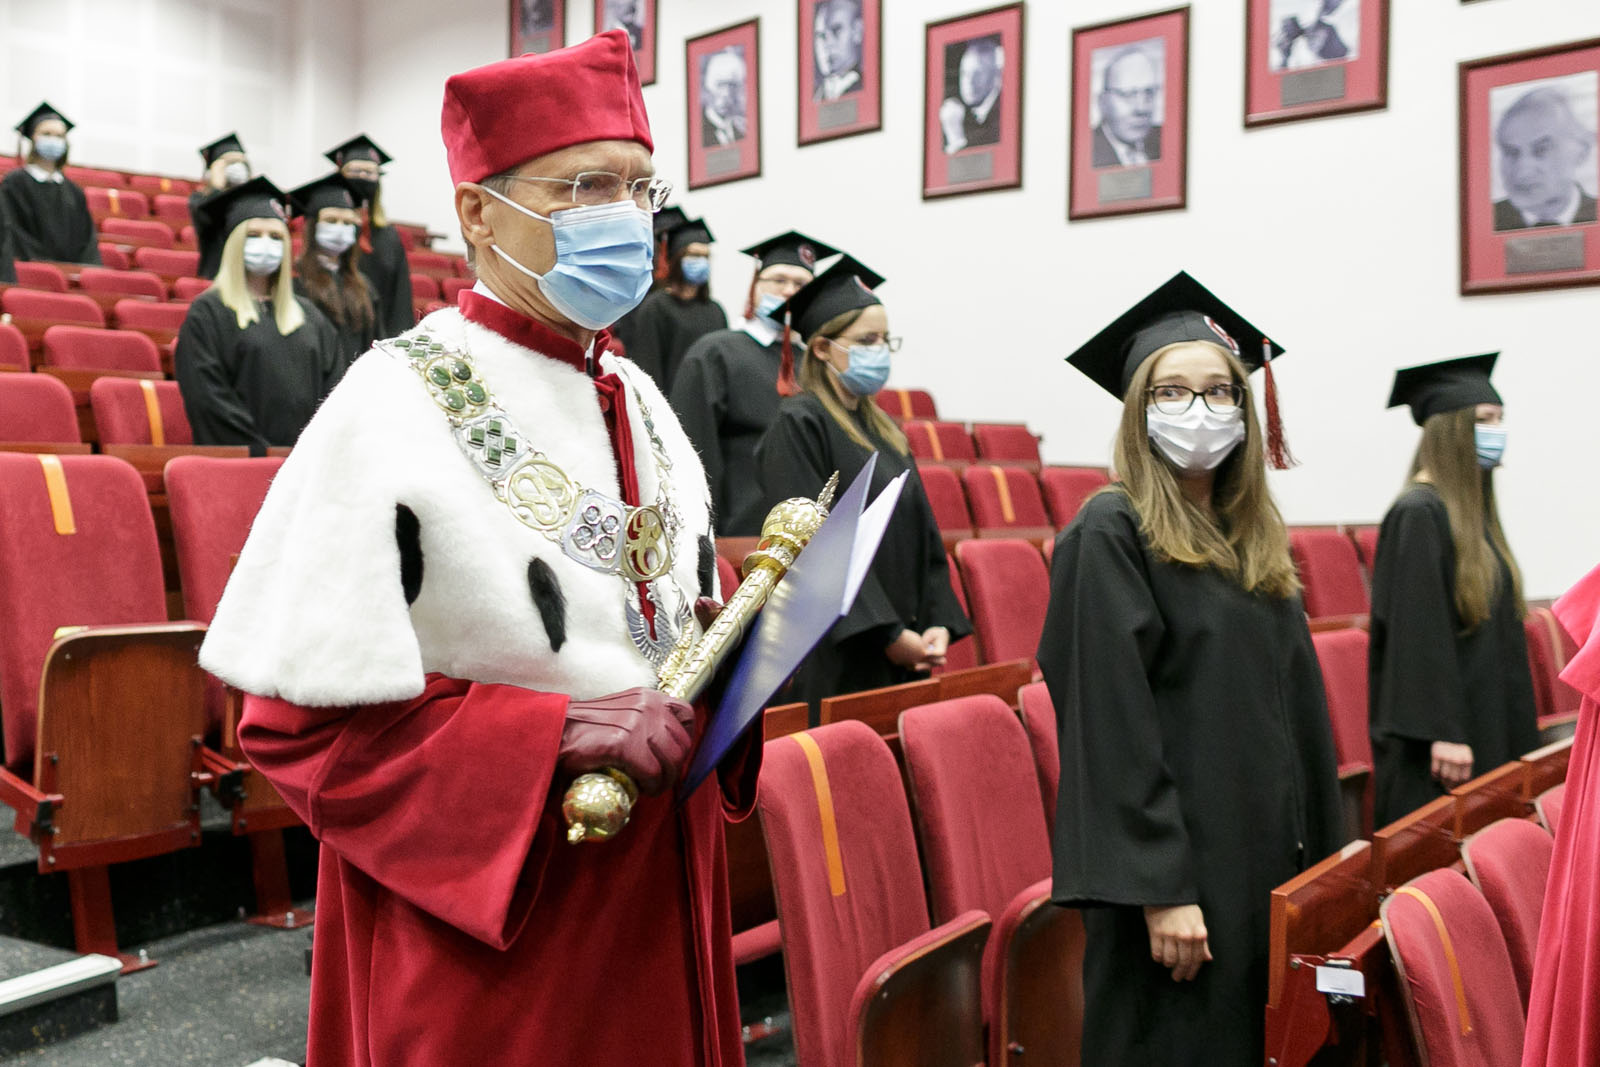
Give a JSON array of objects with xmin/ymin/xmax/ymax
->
[
  {"xmin": 1038, "ymin": 489, "xmax": 1342, "ymax": 1067},
  {"xmin": 670, "ymin": 324, "xmax": 783, "ymax": 536},
  {"xmin": 0, "ymin": 169, "xmax": 100, "ymax": 265},
  {"xmin": 294, "ymin": 270, "xmax": 378, "ymax": 377},
  {"xmin": 1368, "ymin": 484, "xmax": 1540, "ymax": 826},
  {"xmin": 756, "ymin": 392, "xmax": 971, "ymax": 716},
  {"xmin": 616, "ymin": 288, "xmax": 727, "ymax": 395},
  {"xmin": 173, "ymin": 289, "xmax": 343, "ymax": 456},
  {"xmin": 0, "ymin": 198, "xmax": 16, "ymax": 283},
  {"xmin": 361, "ymin": 224, "xmax": 415, "ymax": 337},
  {"xmin": 191, "ymin": 187, "xmax": 226, "ymax": 280}
]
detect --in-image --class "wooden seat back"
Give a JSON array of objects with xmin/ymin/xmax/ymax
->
[{"xmin": 849, "ymin": 911, "xmax": 990, "ymax": 1067}]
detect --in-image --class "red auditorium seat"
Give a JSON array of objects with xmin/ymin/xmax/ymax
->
[
  {"xmin": 43, "ymin": 325, "xmax": 162, "ymax": 373},
  {"xmin": 441, "ymin": 277, "xmax": 472, "ymax": 301},
  {"xmin": 883, "ymin": 388, "xmax": 938, "ymax": 422},
  {"xmin": 1039, "ymin": 466, "xmax": 1112, "ymax": 527},
  {"xmin": 97, "ymin": 244, "xmax": 132, "ymax": 269},
  {"xmin": 0, "ymin": 374, "xmax": 80, "ymax": 443},
  {"xmin": 904, "ymin": 419, "xmax": 976, "ymax": 464},
  {"xmin": 179, "ymin": 225, "xmax": 197, "ymax": 247},
  {"xmin": 62, "ymin": 166, "xmax": 125, "ymax": 187},
  {"xmin": 954, "ymin": 539, "xmax": 1050, "ymax": 667},
  {"xmin": 1349, "ymin": 525, "xmax": 1379, "ymax": 573},
  {"xmin": 127, "ymin": 174, "xmax": 196, "ymax": 197},
  {"xmin": 78, "ymin": 267, "xmax": 167, "ymax": 301},
  {"xmin": 1289, "ymin": 528, "xmax": 1370, "ymax": 619},
  {"xmin": 0, "ymin": 323, "xmax": 29, "ymax": 371},
  {"xmin": 2, "ymin": 288, "xmax": 106, "ymax": 326},
  {"xmin": 971, "ymin": 423, "xmax": 1041, "ymax": 465},
  {"xmin": 170, "ymin": 277, "xmax": 210, "ymax": 302},
  {"xmin": 715, "ymin": 554, "xmax": 739, "ymax": 600},
  {"xmin": 84, "ymin": 186, "xmax": 151, "ymax": 220},
  {"xmin": 961, "ymin": 464, "xmax": 1052, "ymax": 540},
  {"xmin": 12, "ymin": 261, "xmax": 68, "ymax": 292},
  {"xmin": 411, "ymin": 274, "xmax": 442, "ymax": 301},
  {"xmin": 758, "ymin": 721, "xmax": 989, "ymax": 1067},
  {"xmin": 1461, "ymin": 817, "xmax": 1554, "ymax": 1009},
  {"xmin": 1535, "ymin": 783, "xmax": 1565, "ymax": 835},
  {"xmin": 1381, "ymin": 868, "xmax": 1525, "ymax": 1065},
  {"xmin": 101, "ymin": 217, "xmax": 176, "ymax": 249},
  {"xmin": 132, "ymin": 246, "xmax": 201, "ymax": 277},
  {"xmin": 1016, "ymin": 681, "xmax": 1059, "ymax": 833},
  {"xmin": 408, "ymin": 251, "xmax": 457, "ymax": 276},
  {"xmin": 942, "ymin": 555, "xmax": 978, "ymax": 673},
  {"xmin": 91, "ymin": 378, "xmax": 191, "ymax": 446},
  {"xmin": 918, "ymin": 463, "xmax": 973, "ymax": 539},
  {"xmin": 151, "ymin": 193, "xmax": 191, "ymax": 227},
  {"xmin": 1525, "ymin": 607, "xmax": 1581, "ymax": 733},
  {"xmin": 1312, "ymin": 626, "xmax": 1374, "ymax": 842},
  {"xmin": 115, "ymin": 299, "xmax": 189, "ymax": 331}
]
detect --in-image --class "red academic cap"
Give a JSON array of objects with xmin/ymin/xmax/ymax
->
[{"xmin": 441, "ymin": 29, "xmax": 653, "ymax": 187}]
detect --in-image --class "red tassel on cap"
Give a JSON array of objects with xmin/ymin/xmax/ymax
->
[
  {"xmin": 776, "ymin": 323, "xmax": 800, "ymax": 396},
  {"xmin": 652, "ymin": 235, "xmax": 669, "ymax": 281},
  {"xmin": 742, "ymin": 268, "xmax": 759, "ymax": 321},
  {"xmin": 1261, "ymin": 338, "xmax": 1296, "ymax": 470}
]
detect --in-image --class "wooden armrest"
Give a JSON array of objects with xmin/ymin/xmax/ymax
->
[
  {"xmin": 0, "ymin": 766, "xmax": 64, "ymax": 839},
  {"xmin": 850, "ymin": 909, "xmax": 990, "ymax": 1067}
]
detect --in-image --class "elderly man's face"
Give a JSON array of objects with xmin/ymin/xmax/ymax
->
[
  {"xmin": 814, "ymin": 2, "xmax": 863, "ymax": 78},
  {"xmin": 704, "ymin": 53, "xmax": 746, "ymax": 119},
  {"xmin": 1100, "ymin": 51, "xmax": 1160, "ymax": 145},
  {"xmin": 958, "ymin": 45, "xmax": 999, "ymax": 107},
  {"xmin": 1498, "ymin": 101, "xmax": 1590, "ymax": 216}
]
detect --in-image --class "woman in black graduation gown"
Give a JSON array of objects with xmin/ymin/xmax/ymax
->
[
  {"xmin": 290, "ymin": 174, "xmax": 379, "ymax": 374},
  {"xmin": 0, "ymin": 103, "xmax": 100, "ymax": 265},
  {"xmin": 190, "ymin": 132, "xmax": 252, "ymax": 280},
  {"xmin": 1040, "ymin": 272, "xmax": 1341, "ymax": 1067},
  {"xmin": 1369, "ymin": 354, "xmax": 1538, "ymax": 827},
  {"xmin": 174, "ymin": 178, "xmax": 342, "ymax": 457},
  {"xmin": 756, "ymin": 255, "xmax": 970, "ymax": 716},
  {"xmin": 615, "ymin": 216, "xmax": 726, "ymax": 393},
  {"xmin": 670, "ymin": 229, "xmax": 838, "ymax": 536},
  {"xmin": 326, "ymin": 135, "xmax": 415, "ymax": 337}
]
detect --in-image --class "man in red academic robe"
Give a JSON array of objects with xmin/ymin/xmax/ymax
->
[
  {"xmin": 201, "ymin": 32, "xmax": 756, "ymax": 1066},
  {"xmin": 1522, "ymin": 562, "xmax": 1600, "ymax": 1067}
]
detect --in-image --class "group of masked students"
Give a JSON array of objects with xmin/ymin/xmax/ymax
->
[{"xmin": 0, "ymin": 103, "xmax": 415, "ymax": 457}]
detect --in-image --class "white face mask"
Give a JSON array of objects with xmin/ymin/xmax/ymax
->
[
  {"xmin": 242, "ymin": 235, "xmax": 284, "ymax": 276},
  {"xmin": 1146, "ymin": 404, "xmax": 1246, "ymax": 472},
  {"xmin": 223, "ymin": 161, "xmax": 250, "ymax": 186},
  {"xmin": 315, "ymin": 220, "xmax": 358, "ymax": 255},
  {"xmin": 33, "ymin": 135, "xmax": 67, "ymax": 162}
]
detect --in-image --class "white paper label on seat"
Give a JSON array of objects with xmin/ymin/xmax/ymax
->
[{"xmin": 1316, "ymin": 965, "xmax": 1366, "ymax": 998}]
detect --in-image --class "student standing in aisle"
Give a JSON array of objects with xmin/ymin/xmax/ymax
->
[
  {"xmin": 619, "ymin": 215, "xmax": 725, "ymax": 392},
  {"xmin": 325, "ymin": 134, "xmax": 416, "ymax": 336},
  {"xmin": 290, "ymin": 173, "xmax": 380, "ymax": 374},
  {"xmin": 0, "ymin": 103, "xmax": 101, "ymax": 265}
]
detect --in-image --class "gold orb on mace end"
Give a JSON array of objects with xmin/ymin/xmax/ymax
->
[{"xmin": 563, "ymin": 769, "xmax": 639, "ymax": 844}]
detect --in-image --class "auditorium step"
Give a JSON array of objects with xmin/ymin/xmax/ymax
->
[{"xmin": 0, "ymin": 937, "xmax": 120, "ymax": 1056}]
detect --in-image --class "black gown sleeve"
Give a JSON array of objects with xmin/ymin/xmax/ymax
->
[
  {"xmin": 669, "ymin": 340, "xmax": 727, "ymax": 518},
  {"xmin": 1285, "ymin": 615, "xmax": 1348, "ymax": 858},
  {"xmin": 1370, "ymin": 497, "xmax": 1472, "ymax": 744},
  {"xmin": 0, "ymin": 172, "xmax": 46, "ymax": 262},
  {"xmin": 905, "ymin": 467, "xmax": 971, "ymax": 640},
  {"xmin": 624, "ymin": 294, "xmax": 669, "ymax": 391},
  {"xmin": 371, "ymin": 227, "xmax": 415, "ymax": 336},
  {"xmin": 65, "ymin": 183, "xmax": 100, "ymax": 265},
  {"xmin": 174, "ymin": 297, "xmax": 266, "ymax": 453},
  {"xmin": 0, "ymin": 193, "xmax": 15, "ymax": 283},
  {"xmin": 1039, "ymin": 494, "xmax": 1197, "ymax": 907}
]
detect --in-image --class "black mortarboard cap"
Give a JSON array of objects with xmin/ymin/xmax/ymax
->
[
  {"xmin": 666, "ymin": 217, "xmax": 714, "ymax": 258},
  {"xmin": 198, "ymin": 132, "xmax": 247, "ymax": 168},
  {"xmin": 16, "ymin": 102, "xmax": 72, "ymax": 139},
  {"xmin": 196, "ymin": 176, "xmax": 289, "ymax": 237},
  {"xmin": 740, "ymin": 230, "xmax": 841, "ymax": 274},
  {"xmin": 324, "ymin": 133, "xmax": 392, "ymax": 168},
  {"xmin": 775, "ymin": 254, "xmax": 884, "ymax": 340},
  {"xmin": 652, "ymin": 205, "xmax": 688, "ymax": 239},
  {"xmin": 289, "ymin": 173, "xmax": 361, "ymax": 219},
  {"xmin": 1387, "ymin": 353, "xmax": 1502, "ymax": 426}
]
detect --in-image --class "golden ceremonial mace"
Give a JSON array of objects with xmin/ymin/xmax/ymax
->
[{"xmin": 562, "ymin": 474, "xmax": 839, "ymax": 843}]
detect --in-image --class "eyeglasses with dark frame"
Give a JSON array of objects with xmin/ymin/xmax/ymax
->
[
  {"xmin": 828, "ymin": 334, "xmax": 903, "ymax": 354},
  {"xmin": 1147, "ymin": 383, "xmax": 1244, "ymax": 415},
  {"xmin": 505, "ymin": 172, "xmax": 673, "ymax": 211}
]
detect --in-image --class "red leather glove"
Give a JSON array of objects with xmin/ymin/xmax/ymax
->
[{"xmin": 558, "ymin": 687, "xmax": 695, "ymax": 796}]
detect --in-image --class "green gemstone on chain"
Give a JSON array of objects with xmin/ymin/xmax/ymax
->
[
  {"xmin": 503, "ymin": 437, "xmax": 518, "ymax": 454},
  {"xmin": 451, "ymin": 360, "xmax": 472, "ymax": 382},
  {"xmin": 394, "ymin": 339, "xmax": 411, "ymax": 350},
  {"xmin": 428, "ymin": 365, "xmax": 451, "ymax": 387},
  {"xmin": 485, "ymin": 445, "xmax": 503, "ymax": 465},
  {"xmin": 443, "ymin": 389, "xmax": 466, "ymax": 411},
  {"xmin": 488, "ymin": 419, "xmax": 503, "ymax": 437},
  {"xmin": 464, "ymin": 382, "xmax": 487, "ymax": 404},
  {"xmin": 468, "ymin": 426, "xmax": 485, "ymax": 447}
]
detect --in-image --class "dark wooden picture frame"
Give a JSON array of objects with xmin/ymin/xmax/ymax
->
[
  {"xmin": 799, "ymin": 0, "xmax": 884, "ymax": 145},
  {"xmin": 1068, "ymin": 6, "xmax": 1189, "ymax": 221},
  {"xmin": 594, "ymin": 0, "xmax": 658, "ymax": 86},
  {"xmin": 922, "ymin": 3, "xmax": 1026, "ymax": 200},
  {"xmin": 1459, "ymin": 37, "xmax": 1600, "ymax": 296},
  {"xmin": 510, "ymin": 0, "xmax": 565, "ymax": 56},
  {"xmin": 1244, "ymin": 0, "xmax": 1389, "ymax": 127},
  {"xmin": 687, "ymin": 19, "xmax": 762, "ymax": 191}
]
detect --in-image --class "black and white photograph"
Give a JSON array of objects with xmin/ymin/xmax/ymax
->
[
  {"xmin": 700, "ymin": 46, "xmax": 749, "ymax": 148},
  {"xmin": 1269, "ymin": 0, "xmax": 1360, "ymax": 72},
  {"xmin": 812, "ymin": 0, "xmax": 865, "ymax": 101},
  {"xmin": 688, "ymin": 18, "xmax": 761, "ymax": 188},
  {"xmin": 939, "ymin": 34, "xmax": 1004, "ymax": 155},
  {"xmin": 799, "ymin": 0, "xmax": 882, "ymax": 144},
  {"xmin": 1489, "ymin": 72, "xmax": 1599, "ymax": 232},
  {"xmin": 1089, "ymin": 37, "xmax": 1166, "ymax": 169},
  {"xmin": 509, "ymin": 0, "xmax": 562, "ymax": 55},
  {"xmin": 601, "ymin": 0, "xmax": 646, "ymax": 51}
]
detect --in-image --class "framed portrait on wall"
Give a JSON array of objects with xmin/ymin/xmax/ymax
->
[
  {"xmin": 687, "ymin": 19, "xmax": 761, "ymax": 190},
  {"xmin": 922, "ymin": 4, "xmax": 1025, "ymax": 199},
  {"xmin": 1244, "ymin": 0, "xmax": 1388, "ymax": 127},
  {"xmin": 595, "ymin": 0, "xmax": 657, "ymax": 86},
  {"xmin": 1460, "ymin": 37, "xmax": 1600, "ymax": 295},
  {"xmin": 798, "ymin": 0, "xmax": 883, "ymax": 145},
  {"xmin": 1068, "ymin": 7, "xmax": 1188, "ymax": 221},
  {"xmin": 510, "ymin": 0, "xmax": 564, "ymax": 55}
]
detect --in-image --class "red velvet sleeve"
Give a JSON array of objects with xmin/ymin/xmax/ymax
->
[{"xmin": 237, "ymin": 672, "xmax": 569, "ymax": 950}]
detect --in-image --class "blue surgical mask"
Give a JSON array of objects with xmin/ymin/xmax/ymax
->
[
  {"xmin": 242, "ymin": 235, "xmax": 284, "ymax": 276},
  {"xmin": 755, "ymin": 292, "xmax": 786, "ymax": 325},
  {"xmin": 834, "ymin": 342, "xmax": 892, "ymax": 397},
  {"xmin": 1475, "ymin": 424, "xmax": 1507, "ymax": 469},
  {"xmin": 483, "ymin": 189, "xmax": 654, "ymax": 330},
  {"xmin": 680, "ymin": 255, "xmax": 711, "ymax": 285},
  {"xmin": 33, "ymin": 136, "xmax": 67, "ymax": 162}
]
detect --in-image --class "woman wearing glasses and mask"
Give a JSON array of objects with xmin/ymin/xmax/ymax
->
[
  {"xmin": 756, "ymin": 255, "xmax": 970, "ymax": 716},
  {"xmin": 670, "ymin": 230, "xmax": 839, "ymax": 536},
  {"xmin": 325, "ymin": 134, "xmax": 416, "ymax": 336},
  {"xmin": 1369, "ymin": 355, "xmax": 1537, "ymax": 827},
  {"xmin": 1039, "ymin": 273, "xmax": 1340, "ymax": 1067}
]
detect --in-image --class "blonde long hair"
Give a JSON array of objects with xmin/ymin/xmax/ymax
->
[
  {"xmin": 213, "ymin": 220, "xmax": 305, "ymax": 334},
  {"xmin": 1410, "ymin": 407, "xmax": 1523, "ymax": 628},
  {"xmin": 797, "ymin": 308, "xmax": 908, "ymax": 456},
  {"xmin": 1109, "ymin": 342, "xmax": 1300, "ymax": 599}
]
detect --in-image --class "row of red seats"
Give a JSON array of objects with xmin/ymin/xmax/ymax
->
[
  {"xmin": 922, "ymin": 462, "xmax": 1111, "ymax": 543},
  {"xmin": 12, "ymin": 258, "xmax": 207, "ymax": 302},
  {"xmin": 905, "ymin": 419, "xmax": 1042, "ymax": 466}
]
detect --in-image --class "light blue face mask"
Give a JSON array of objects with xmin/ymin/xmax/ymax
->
[
  {"xmin": 33, "ymin": 136, "xmax": 67, "ymax": 162},
  {"xmin": 754, "ymin": 292, "xmax": 786, "ymax": 325},
  {"xmin": 834, "ymin": 342, "xmax": 892, "ymax": 397},
  {"xmin": 483, "ymin": 188, "xmax": 655, "ymax": 330},
  {"xmin": 1475, "ymin": 423, "xmax": 1507, "ymax": 469},
  {"xmin": 679, "ymin": 254, "xmax": 711, "ymax": 285}
]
